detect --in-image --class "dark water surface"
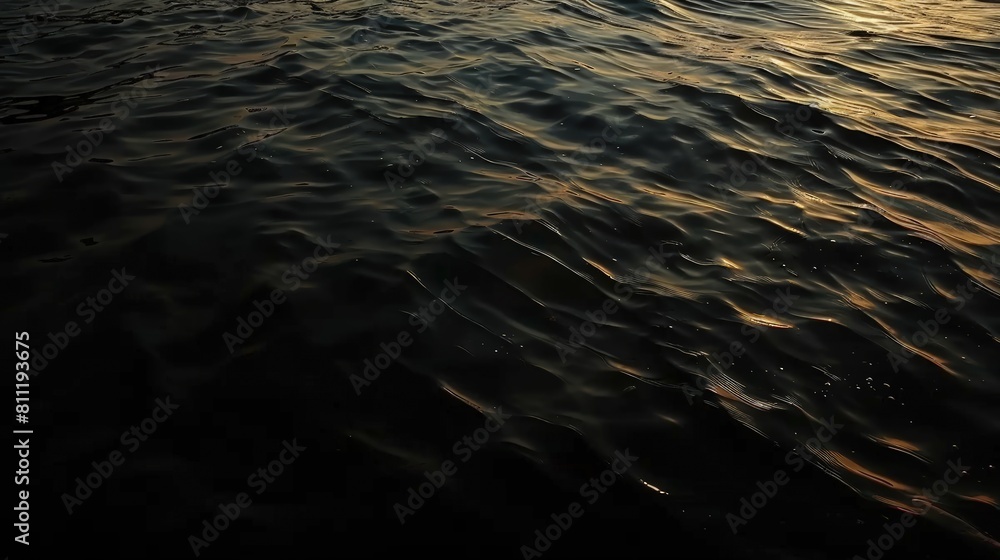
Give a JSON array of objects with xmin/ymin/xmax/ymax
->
[{"xmin": 2, "ymin": 0, "xmax": 999, "ymax": 558}]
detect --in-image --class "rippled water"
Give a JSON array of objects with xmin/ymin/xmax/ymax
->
[{"xmin": 3, "ymin": 0, "xmax": 999, "ymax": 558}]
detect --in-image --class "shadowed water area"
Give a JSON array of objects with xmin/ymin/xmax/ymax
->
[{"xmin": 2, "ymin": 0, "xmax": 999, "ymax": 558}]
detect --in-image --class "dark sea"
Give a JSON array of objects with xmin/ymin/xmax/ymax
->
[{"xmin": 2, "ymin": 0, "xmax": 999, "ymax": 558}]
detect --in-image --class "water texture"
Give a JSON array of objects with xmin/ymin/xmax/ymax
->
[{"xmin": 1, "ymin": 0, "xmax": 999, "ymax": 558}]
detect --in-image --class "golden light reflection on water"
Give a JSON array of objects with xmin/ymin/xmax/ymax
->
[{"xmin": 143, "ymin": 0, "xmax": 1000, "ymax": 549}]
